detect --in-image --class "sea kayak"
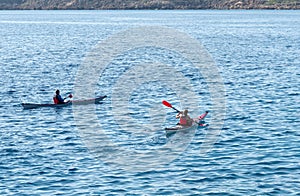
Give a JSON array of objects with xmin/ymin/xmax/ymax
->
[
  {"xmin": 165, "ymin": 111, "xmax": 209, "ymax": 133},
  {"xmin": 21, "ymin": 95, "xmax": 107, "ymax": 109}
]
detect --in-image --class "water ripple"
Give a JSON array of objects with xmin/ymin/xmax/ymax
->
[{"xmin": 0, "ymin": 10, "xmax": 299, "ymax": 195}]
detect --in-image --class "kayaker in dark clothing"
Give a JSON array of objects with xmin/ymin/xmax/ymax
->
[{"xmin": 54, "ymin": 89, "xmax": 66, "ymax": 104}]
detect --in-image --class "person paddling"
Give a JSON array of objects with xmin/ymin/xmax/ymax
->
[
  {"xmin": 176, "ymin": 109, "xmax": 193, "ymax": 126},
  {"xmin": 53, "ymin": 90, "xmax": 71, "ymax": 104}
]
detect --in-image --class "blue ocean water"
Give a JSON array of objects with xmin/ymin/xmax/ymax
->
[{"xmin": 0, "ymin": 10, "xmax": 299, "ymax": 195}]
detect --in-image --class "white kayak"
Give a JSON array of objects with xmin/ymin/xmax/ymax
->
[{"xmin": 21, "ymin": 95, "xmax": 107, "ymax": 109}]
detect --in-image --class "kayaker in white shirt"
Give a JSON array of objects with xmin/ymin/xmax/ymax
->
[{"xmin": 176, "ymin": 109, "xmax": 193, "ymax": 126}]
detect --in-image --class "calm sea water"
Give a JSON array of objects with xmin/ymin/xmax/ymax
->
[{"xmin": 0, "ymin": 10, "xmax": 299, "ymax": 195}]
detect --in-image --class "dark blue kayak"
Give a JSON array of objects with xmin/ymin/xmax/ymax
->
[{"xmin": 22, "ymin": 95, "xmax": 107, "ymax": 109}]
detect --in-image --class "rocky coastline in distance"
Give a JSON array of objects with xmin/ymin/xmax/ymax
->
[{"xmin": 0, "ymin": 0, "xmax": 299, "ymax": 10}]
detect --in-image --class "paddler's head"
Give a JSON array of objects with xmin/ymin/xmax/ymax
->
[
  {"xmin": 183, "ymin": 109, "xmax": 188, "ymax": 115},
  {"xmin": 56, "ymin": 89, "xmax": 60, "ymax": 95}
]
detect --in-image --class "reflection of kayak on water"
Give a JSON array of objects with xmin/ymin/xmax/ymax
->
[
  {"xmin": 21, "ymin": 95, "xmax": 107, "ymax": 109},
  {"xmin": 165, "ymin": 111, "xmax": 209, "ymax": 134}
]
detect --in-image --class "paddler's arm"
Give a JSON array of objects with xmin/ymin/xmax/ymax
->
[
  {"xmin": 63, "ymin": 94, "xmax": 73, "ymax": 100},
  {"xmin": 176, "ymin": 112, "xmax": 182, "ymax": 119},
  {"xmin": 56, "ymin": 95, "xmax": 65, "ymax": 103}
]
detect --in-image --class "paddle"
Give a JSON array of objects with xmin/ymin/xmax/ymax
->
[
  {"xmin": 162, "ymin": 100, "xmax": 180, "ymax": 113},
  {"xmin": 64, "ymin": 94, "xmax": 73, "ymax": 100}
]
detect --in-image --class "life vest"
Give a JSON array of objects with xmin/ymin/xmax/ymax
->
[
  {"xmin": 179, "ymin": 116, "xmax": 187, "ymax": 125},
  {"xmin": 53, "ymin": 96, "xmax": 59, "ymax": 104}
]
